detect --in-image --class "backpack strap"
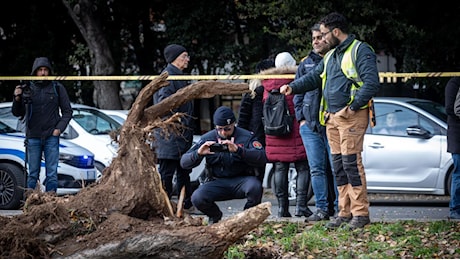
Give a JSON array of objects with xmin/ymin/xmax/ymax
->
[{"xmin": 53, "ymin": 81, "xmax": 60, "ymax": 98}]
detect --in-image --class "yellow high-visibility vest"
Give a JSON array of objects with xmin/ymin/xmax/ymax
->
[{"xmin": 319, "ymin": 39, "xmax": 364, "ymax": 125}]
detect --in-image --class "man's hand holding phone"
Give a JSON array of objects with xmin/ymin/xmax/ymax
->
[{"xmin": 198, "ymin": 138, "xmax": 237, "ymax": 155}]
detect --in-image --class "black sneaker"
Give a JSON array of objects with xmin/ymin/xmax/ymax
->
[
  {"xmin": 209, "ymin": 212, "xmax": 223, "ymax": 225},
  {"xmin": 307, "ymin": 209, "xmax": 330, "ymax": 221},
  {"xmin": 325, "ymin": 216, "xmax": 352, "ymax": 229},
  {"xmin": 347, "ymin": 216, "xmax": 370, "ymax": 229}
]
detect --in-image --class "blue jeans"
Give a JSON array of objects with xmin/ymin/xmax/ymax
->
[
  {"xmin": 300, "ymin": 124, "xmax": 338, "ymax": 212},
  {"xmin": 450, "ymin": 153, "xmax": 460, "ymax": 215},
  {"xmin": 27, "ymin": 136, "xmax": 59, "ymax": 192}
]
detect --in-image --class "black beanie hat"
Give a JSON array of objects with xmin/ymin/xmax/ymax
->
[
  {"xmin": 213, "ymin": 106, "xmax": 236, "ymax": 126},
  {"xmin": 255, "ymin": 58, "xmax": 275, "ymax": 73},
  {"xmin": 164, "ymin": 44, "xmax": 187, "ymax": 63}
]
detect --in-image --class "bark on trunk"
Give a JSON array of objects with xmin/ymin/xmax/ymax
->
[{"xmin": 61, "ymin": 0, "xmax": 122, "ymax": 109}]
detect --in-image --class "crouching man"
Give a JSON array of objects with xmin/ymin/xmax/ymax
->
[{"xmin": 180, "ymin": 106, "xmax": 267, "ymax": 224}]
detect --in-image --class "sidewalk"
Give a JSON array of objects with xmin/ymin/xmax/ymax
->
[{"xmin": 210, "ymin": 191, "xmax": 450, "ymax": 223}]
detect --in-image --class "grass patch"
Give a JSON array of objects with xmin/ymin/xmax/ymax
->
[{"xmin": 224, "ymin": 220, "xmax": 460, "ymax": 259}]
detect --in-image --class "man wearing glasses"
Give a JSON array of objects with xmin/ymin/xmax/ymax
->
[
  {"xmin": 281, "ymin": 12, "xmax": 380, "ymax": 229},
  {"xmin": 180, "ymin": 106, "xmax": 267, "ymax": 224}
]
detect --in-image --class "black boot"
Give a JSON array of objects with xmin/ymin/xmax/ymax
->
[
  {"xmin": 278, "ymin": 197, "xmax": 292, "ymax": 217},
  {"xmin": 294, "ymin": 160, "xmax": 313, "ymax": 217},
  {"xmin": 274, "ymin": 162, "xmax": 291, "ymax": 217}
]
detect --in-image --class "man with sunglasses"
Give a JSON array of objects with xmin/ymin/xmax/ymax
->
[{"xmin": 180, "ymin": 106, "xmax": 267, "ymax": 224}]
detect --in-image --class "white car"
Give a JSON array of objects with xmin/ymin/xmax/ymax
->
[
  {"xmin": 0, "ymin": 120, "xmax": 99, "ymax": 210},
  {"xmin": 0, "ymin": 102, "xmax": 123, "ymax": 173}
]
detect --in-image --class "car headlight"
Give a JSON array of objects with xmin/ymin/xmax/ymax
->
[{"xmin": 60, "ymin": 152, "xmax": 95, "ymax": 169}]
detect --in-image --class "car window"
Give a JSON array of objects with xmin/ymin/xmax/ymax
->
[
  {"xmin": 0, "ymin": 120, "xmax": 17, "ymax": 133},
  {"xmin": 72, "ymin": 108, "xmax": 122, "ymax": 135},
  {"xmin": 408, "ymin": 100, "xmax": 447, "ymax": 123},
  {"xmin": 372, "ymin": 103, "xmax": 417, "ymax": 137},
  {"xmin": 0, "ymin": 107, "xmax": 20, "ymax": 130},
  {"xmin": 108, "ymin": 114, "xmax": 125, "ymax": 124},
  {"xmin": 370, "ymin": 102, "xmax": 442, "ymax": 137}
]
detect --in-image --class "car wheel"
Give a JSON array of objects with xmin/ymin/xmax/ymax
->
[{"xmin": 0, "ymin": 163, "xmax": 25, "ymax": 210}]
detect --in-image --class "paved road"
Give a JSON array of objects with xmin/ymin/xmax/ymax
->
[
  {"xmin": 1, "ymin": 193, "xmax": 450, "ymax": 222},
  {"xmin": 210, "ymin": 192, "xmax": 450, "ymax": 223}
]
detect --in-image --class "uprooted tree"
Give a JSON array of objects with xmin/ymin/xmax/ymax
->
[{"xmin": 0, "ymin": 72, "xmax": 272, "ymax": 258}]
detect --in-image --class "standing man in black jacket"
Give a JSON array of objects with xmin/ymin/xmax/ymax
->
[
  {"xmin": 153, "ymin": 44, "xmax": 195, "ymax": 211},
  {"xmin": 294, "ymin": 24, "xmax": 337, "ymax": 221},
  {"xmin": 12, "ymin": 57, "xmax": 72, "ymax": 193},
  {"xmin": 445, "ymin": 77, "xmax": 460, "ymax": 219}
]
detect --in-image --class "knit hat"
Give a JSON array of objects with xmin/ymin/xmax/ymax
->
[
  {"xmin": 31, "ymin": 57, "xmax": 52, "ymax": 75},
  {"xmin": 275, "ymin": 52, "xmax": 296, "ymax": 68},
  {"xmin": 213, "ymin": 106, "xmax": 236, "ymax": 126},
  {"xmin": 164, "ymin": 44, "xmax": 187, "ymax": 63}
]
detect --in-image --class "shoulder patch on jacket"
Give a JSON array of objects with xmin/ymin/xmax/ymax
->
[{"xmin": 252, "ymin": 141, "xmax": 263, "ymax": 149}]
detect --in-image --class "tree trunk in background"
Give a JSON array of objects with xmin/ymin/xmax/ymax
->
[{"xmin": 62, "ymin": 0, "xmax": 122, "ymax": 109}]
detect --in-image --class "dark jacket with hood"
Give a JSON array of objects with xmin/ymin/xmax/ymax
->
[
  {"xmin": 289, "ymin": 35, "xmax": 380, "ymax": 113},
  {"xmin": 12, "ymin": 57, "xmax": 72, "ymax": 139},
  {"xmin": 445, "ymin": 77, "xmax": 460, "ymax": 154},
  {"xmin": 152, "ymin": 63, "xmax": 194, "ymax": 159},
  {"xmin": 261, "ymin": 66, "xmax": 307, "ymax": 163},
  {"xmin": 293, "ymin": 51, "xmax": 324, "ymax": 134}
]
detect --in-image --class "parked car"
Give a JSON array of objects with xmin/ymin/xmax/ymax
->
[
  {"xmin": 0, "ymin": 120, "xmax": 99, "ymax": 210},
  {"xmin": 263, "ymin": 97, "xmax": 452, "ymax": 203},
  {"xmin": 0, "ymin": 102, "xmax": 123, "ymax": 172},
  {"xmin": 100, "ymin": 109, "xmax": 129, "ymax": 125}
]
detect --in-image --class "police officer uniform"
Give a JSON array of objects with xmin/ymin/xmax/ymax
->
[{"xmin": 180, "ymin": 106, "xmax": 266, "ymax": 224}]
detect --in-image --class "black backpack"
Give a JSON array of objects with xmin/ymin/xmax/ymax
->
[{"xmin": 262, "ymin": 89, "xmax": 293, "ymax": 136}]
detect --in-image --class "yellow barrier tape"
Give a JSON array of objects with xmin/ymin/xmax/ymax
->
[
  {"xmin": 0, "ymin": 75, "xmax": 292, "ymax": 81},
  {"xmin": 1, "ymin": 72, "xmax": 460, "ymax": 81}
]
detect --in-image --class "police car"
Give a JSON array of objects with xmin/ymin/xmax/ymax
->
[
  {"xmin": 0, "ymin": 120, "xmax": 99, "ymax": 210},
  {"xmin": 0, "ymin": 102, "xmax": 122, "ymax": 173}
]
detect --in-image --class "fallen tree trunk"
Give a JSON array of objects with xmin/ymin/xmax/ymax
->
[
  {"xmin": 64, "ymin": 203, "xmax": 271, "ymax": 258},
  {"xmin": 0, "ymin": 72, "xmax": 271, "ymax": 259}
]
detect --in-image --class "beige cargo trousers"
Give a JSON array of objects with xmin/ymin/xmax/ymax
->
[{"xmin": 325, "ymin": 106, "xmax": 370, "ymax": 217}]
